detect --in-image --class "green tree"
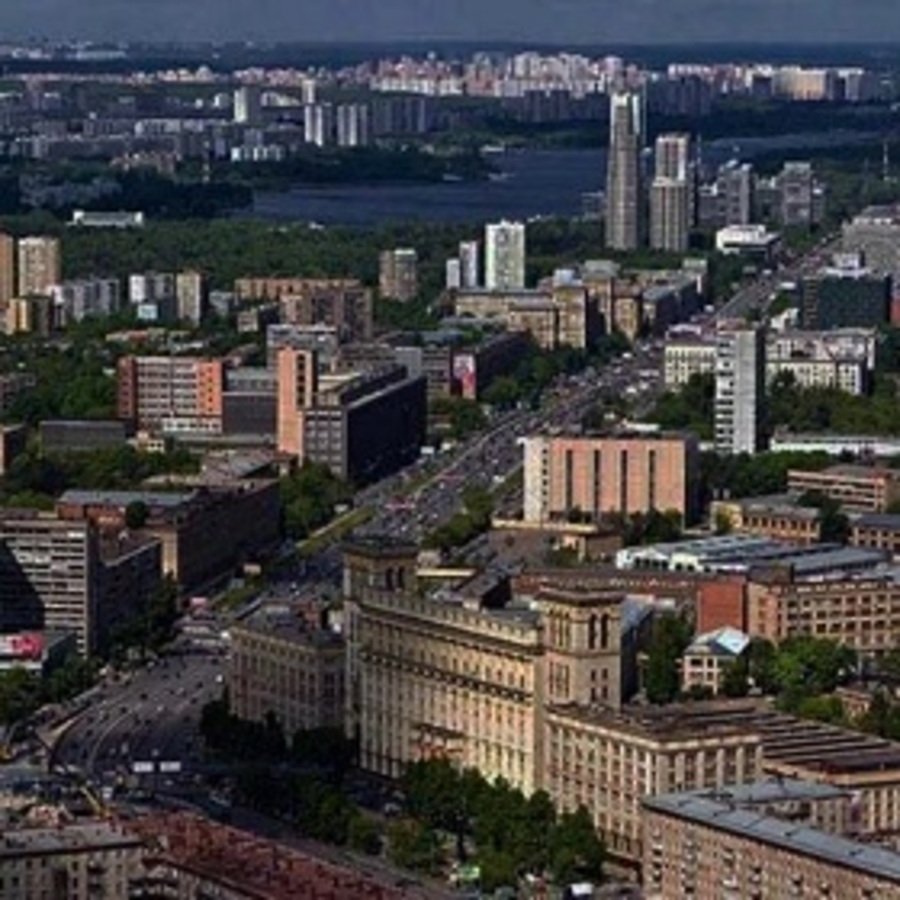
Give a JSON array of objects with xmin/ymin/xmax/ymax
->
[
  {"xmin": 387, "ymin": 818, "xmax": 441, "ymax": 874},
  {"xmin": 644, "ymin": 614, "xmax": 692, "ymax": 705},
  {"xmin": 348, "ymin": 815, "xmax": 383, "ymax": 855},
  {"xmin": 124, "ymin": 500, "xmax": 149, "ymax": 530},
  {"xmin": 548, "ymin": 806, "xmax": 605, "ymax": 886}
]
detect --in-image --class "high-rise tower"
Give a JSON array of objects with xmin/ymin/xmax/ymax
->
[
  {"xmin": 605, "ymin": 92, "xmax": 644, "ymax": 251},
  {"xmin": 650, "ymin": 133, "xmax": 691, "ymax": 252}
]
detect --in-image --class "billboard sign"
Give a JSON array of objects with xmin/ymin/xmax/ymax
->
[{"xmin": 0, "ymin": 633, "xmax": 44, "ymax": 660}]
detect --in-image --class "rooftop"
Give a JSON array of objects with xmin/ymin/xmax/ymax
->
[
  {"xmin": 236, "ymin": 606, "xmax": 343, "ymax": 649},
  {"xmin": 58, "ymin": 489, "xmax": 195, "ymax": 509},
  {"xmin": 0, "ymin": 821, "xmax": 142, "ymax": 858},
  {"xmin": 685, "ymin": 626, "xmax": 751, "ymax": 658},
  {"xmin": 644, "ymin": 792, "xmax": 900, "ymax": 883}
]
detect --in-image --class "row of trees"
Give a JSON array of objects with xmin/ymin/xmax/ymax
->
[
  {"xmin": 423, "ymin": 485, "xmax": 494, "ymax": 553},
  {"xmin": 0, "ymin": 655, "xmax": 98, "ymax": 729},
  {"xmin": 401, "ymin": 758, "xmax": 604, "ymax": 892},
  {"xmin": 279, "ymin": 462, "xmax": 354, "ymax": 541}
]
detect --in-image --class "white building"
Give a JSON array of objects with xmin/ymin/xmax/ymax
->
[
  {"xmin": 234, "ymin": 85, "xmax": 263, "ymax": 125},
  {"xmin": 715, "ymin": 323, "xmax": 766, "ymax": 455},
  {"xmin": 485, "ymin": 221, "xmax": 526, "ymax": 291},
  {"xmin": 715, "ymin": 224, "xmax": 781, "ymax": 260},
  {"xmin": 459, "ymin": 240, "xmax": 480, "ymax": 289}
]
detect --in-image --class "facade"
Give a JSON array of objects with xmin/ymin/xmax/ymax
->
[
  {"xmin": 522, "ymin": 433, "xmax": 700, "ymax": 525},
  {"xmin": 663, "ymin": 334, "xmax": 716, "ymax": 388},
  {"xmin": 345, "ymin": 542, "xmax": 649, "ymax": 798},
  {"xmin": 787, "ymin": 464, "xmax": 900, "ymax": 513},
  {"xmin": 649, "ymin": 133, "xmax": 691, "ymax": 252},
  {"xmin": 643, "ymin": 786, "xmax": 900, "ymax": 899},
  {"xmin": 50, "ymin": 278, "xmax": 121, "ymax": 325},
  {"xmin": 715, "ymin": 323, "xmax": 766, "ymax": 455},
  {"xmin": 277, "ymin": 350, "xmax": 427, "ymax": 483},
  {"xmin": 711, "ymin": 495, "xmax": 822, "ymax": 544},
  {"xmin": 17, "ymin": 236, "xmax": 60, "ymax": 297},
  {"xmin": 175, "ymin": 270, "xmax": 206, "ymax": 325},
  {"xmin": 459, "ymin": 239, "xmax": 480, "ymax": 288},
  {"xmin": 606, "ymin": 91, "xmax": 643, "ymax": 250},
  {"xmin": 715, "ymin": 224, "xmax": 780, "ymax": 260},
  {"xmin": 378, "ymin": 248, "xmax": 418, "ymax": 301},
  {"xmin": 229, "ymin": 608, "xmax": 345, "ymax": 737},
  {"xmin": 116, "ymin": 355, "xmax": 225, "ymax": 436},
  {"xmin": 851, "ymin": 514, "xmax": 900, "ymax": 558},
  {"xmin": 450, "ymin": 330, "xmax": 532, "ymax": 401},
  {"xmin": 0, "ymin": 511, "xmax": 160, "ymax": 655},
  {"xmin": 278, "ymin": 279, "xmax": 374, "ymax": 343},
  {"xmin": 484, "ymin": 220, "xmax": 526, "ymax": 291},
  {"xmin": 0, "ymin": 821, "xmax": 145, "ymax": 899},
  {"xmin": 545, "ymin": 703, "xmax": 762, "ymax": 864},
  {"xmin": 40, "ymin": 419, "xmax": 129, "ymax": 455}
]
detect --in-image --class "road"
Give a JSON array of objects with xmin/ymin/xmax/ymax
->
[
  {"xmin": 716, "ymin": 233, "xmax": 842, "ymax": 321},
  {"xmin": 52, "ymin": 648, "xmax": 225, "ymax": 788}
]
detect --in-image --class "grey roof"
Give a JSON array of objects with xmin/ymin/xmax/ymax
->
[
  {"xmin": 645, "ymin": 792, "xmax": 900, "ymax": 883},
  {"xmin": 854, "ymin": 513, "xmax": 900, "ymax": 532},
  {"xmin": 59, "ymin": 489, "xmax": 195, "ymax": 509}
]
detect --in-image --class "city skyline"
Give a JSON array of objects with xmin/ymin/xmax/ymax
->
[{"xmin": 3, "ymin": 0, "xmax": 900, "ymax": 45}]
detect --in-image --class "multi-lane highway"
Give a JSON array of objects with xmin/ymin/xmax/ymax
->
[{"xmin": 52, "ymin": 648, "xmax": 224, "ymax": 788}]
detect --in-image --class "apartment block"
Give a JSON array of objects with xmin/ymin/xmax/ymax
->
[
  {"xmin": 378, "ymin": 248, "xmax": 418, "ymax": 302},
  {"xmin": 715, "ymin": 322, "xmax": 766, "ymax": 455},
  {"xmin": 787, "ymin": 464, "xmax": 900, "ymax": 513},
  {"xmin": 116, "ymin": 355, "xmax": 225, "ymax": 436},
  {"xmin": 229, "ymin": 608, "xmax": 345, "ymax": 737},
  {"xmin": 235, "ymin": 278, "xmax": 373, "ymax": 343},
  {"xmin": 17, "ymin": 236, "xmax": 60, "ymax": 297},
  {"xmin": 485, "ymin": 220, "xmax": 526, "ymax": 291},
  {"xmin": 522, "ymin": 432, "xmax": 700, "ymax": 525},
  {"xmin": 851, "ymin": 514, "xmax": 900, "ymax": 558},
  {"xmin": 643, "ymin": 784, "xmax": 900, "ymax": 899},
  {"xmin": 0, "ymin": 821, "xmax": 145, "ymax": 899}
]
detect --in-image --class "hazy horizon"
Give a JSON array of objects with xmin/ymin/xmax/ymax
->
[{"xmin": 2, "ymin": 1, "xmax": 900, "ymax": 46}]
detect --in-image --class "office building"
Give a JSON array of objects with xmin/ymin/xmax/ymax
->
[
  {"xmin": 715, "ymin": 323, "xmax": 766, "ymax": 455},
  {"xmin": 346, "ymin": 542, "xmax": 651, "ymax": 798},
  {"xmin": 650, "ymin": 133, "xmax": 691, "ymax": 252},
  {"xmin": 643, "ymin": 784, "xmax": 900, "ymax": 899},
  {"xmin": 545, "ymin": 703, "xmax": 762, "ymax": 864},
  {"xmin": 450, "ymin": 330, "xmax": 533, "ymax": 401},
  {"xmin": 116, "ymin": 355, "xmax": 225, "ymax": 436},
  {"xmin": 276, "ymin": 350, "xmax": 427, "ymax": 483},
  {"xmin": 17, "ymin": 236, "xmax": 60, "ymax": 297},
  {"xmin": 57, "ymin": 480, "xmax": 280, "ymax": 594},
  {"xmin": 485, "ymin": 220, "xmax": 526, "ymax": 290},
  {"xmin": 230, "ymin": 608, "xmax": 345, "ymax": 737},
  {"xmin": 378, "ymin": 248, "xmax": 418, "ymax": 302},
  {"xmin": 715, "ymin": 224, "xmax": 781, "ymax": 261},
  {"xmin": 0, "ymin": 232, "xmax": 15, "ymax": 303},
  {"xmin": 0, "ymin": 821, "xmax": 145, "ymax": 899},
  {"xmin": 787, "ymin": 463, "xmax": 900, "ymax": 513},
  {"xmin": 522, "ymin": 432, "xmax": 700, "ymax": 525},
  {"xmin": 605, "ymin": 91, "xmax": 643, "ymax": 250},
  {"xmin": 459, "ymin": 240, "xmax": 480, "ymax": 288},
  {"xmin": 175, "ymin": 270, "xmax": 206, "ymax": 325},
  {"xmin": 800, "ymin": 261, "xmax": 891, "ymax": 330}
]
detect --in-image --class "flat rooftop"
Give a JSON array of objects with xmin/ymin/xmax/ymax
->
[
  {"xmin": 58, "ymin": 489, "xmax": 195, "ymax": 509},
  {"xmin": 236, "ymin": 606, "xmax": 343, "ymax": 649},
  {"xmin": 645, "ymin": 792, "xmax": 900, "ymax": 883},
  {"xmin": 0, "ymin": 821, "xmax": 142, "ymax": 858}
]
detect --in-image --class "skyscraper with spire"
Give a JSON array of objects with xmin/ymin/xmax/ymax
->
[{"xmin": 605, "ymin": 91, "xmax": 644, "ymax": 251}]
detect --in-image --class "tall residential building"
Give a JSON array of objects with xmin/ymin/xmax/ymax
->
[
  {"xmin": 304, "ymin": 102, "xmax": 335, "ymax": 146},
  {"xmin": 485, "ymin": 220, "xmax": 526, "ymax": 290},
  {"xmin": 175, "ymin": 270, "xmax": 206, "ymax": 326},
  {"xmin": 715, "ymin": 323, "xmax": 767, "ymax": 455},
  {"xmin": 605, "ymin": 91, "xmax": 644, "ymax": 251},
  {"xmin": 233, "ymin": 85, "xmax": 263, "ymax": 125},
  {"xmin": 17, "ymin": 236, "xmax": 60, "ymax": 297},
  {"xmin": 276, "ymin": 347, "xmax": 318, "ymax": 458},
  {"xmin": 459, "ymin": 240, "xmax": 480, "ymax": 288},
  {"xmin": 650, "ymin": 133, "xmax": 691, "ymax": 253},
  {"xmin": 522, "ymin": 432, "xmax": 700, "ymax": 524},
  {"xmin": 0, "ymin": 232, "xmax": 15, "ymax": 303},
  {"xmin": 378, "ymin": 248, "xmax": 419, "ymax": 302},
  {"xmin": 718, "ymin": 161, "xmax": 755, "ymax": 226},
  {"xmin": 335, "ymin": 103, "xmax": 370, "ymax": 147},
  {"xmin": 116, "ymin": 356, "xmax": 225, "ymax": 435}
]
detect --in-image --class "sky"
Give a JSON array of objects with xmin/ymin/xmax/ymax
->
[{"xmin": 1, "ymin": 0, "xmax": 900, "ymax": 45}]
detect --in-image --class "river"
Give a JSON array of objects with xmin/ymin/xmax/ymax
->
[{"xmin": 245, "ymin": 130, "xmax": 877, "ymax": 227}]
